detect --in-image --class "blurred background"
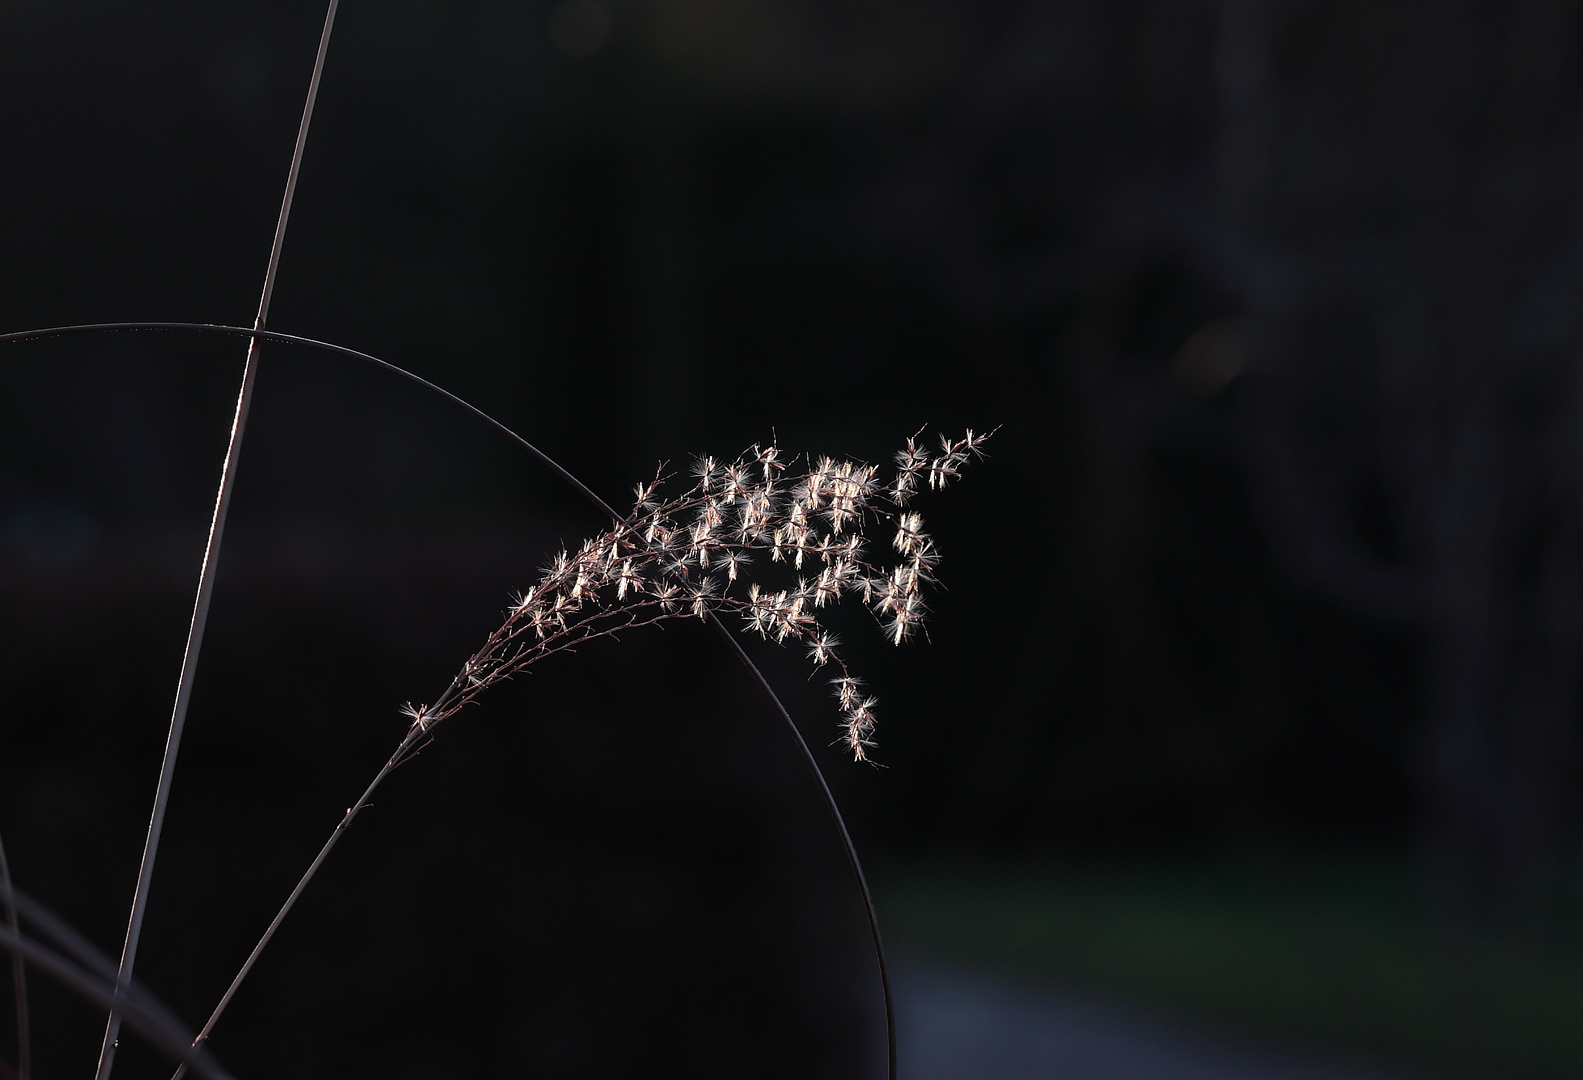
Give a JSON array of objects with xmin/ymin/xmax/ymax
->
[{"xmin": 4, "ymin": 0, "xmax": 1583, "ymax": 1077}]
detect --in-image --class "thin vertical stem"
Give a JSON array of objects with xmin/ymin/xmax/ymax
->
[
  {"xmin": 0, "ymin": 831, "xmax": 30, "ymax": 1080},
  {"xmin": 94, "ymin": 3, "xmax": 343, "ymax": 1078},
  {"xmin": 92, "ymin": 358, "xmax": 255, "ymax": 1080}
]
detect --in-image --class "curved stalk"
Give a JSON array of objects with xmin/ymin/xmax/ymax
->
[
  {"xmin": 0, "ymin": 321, "xmax": 899, "ymax": 1080},
  {"xmin": 0, "ymin": 831, "xmax": 29, "ymax": 1080},
  {"xmin": 0, "ymin": 926, "xmax": 233, "ymax": 1080}
]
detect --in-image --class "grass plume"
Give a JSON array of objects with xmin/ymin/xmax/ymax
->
[{"xmin": 404, "ymin": 428, "xmax": 993, "ymax": 761}]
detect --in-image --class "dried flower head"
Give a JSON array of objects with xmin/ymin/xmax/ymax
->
[{"xmin": 403, "ymin": 428, "xmax": 992, "ymax": 760}]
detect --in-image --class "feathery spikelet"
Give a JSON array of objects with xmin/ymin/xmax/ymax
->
[{"xmin": 401, "ymin": 428, "xmax": 993, "ymax": 762}]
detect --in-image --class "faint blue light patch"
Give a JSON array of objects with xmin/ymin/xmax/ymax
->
[{"xmin": 9, "ymin": 496, "xmax": 98, "ymax": 569}]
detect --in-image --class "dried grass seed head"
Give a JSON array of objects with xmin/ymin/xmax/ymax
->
[{"xmin": 402, "ymin": 428, "xmax": 991, "ymax": 761}]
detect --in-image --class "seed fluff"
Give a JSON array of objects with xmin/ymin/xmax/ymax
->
[{"xmin": 401, "ymin": 428, "xmax": 992, "ymax": 761}]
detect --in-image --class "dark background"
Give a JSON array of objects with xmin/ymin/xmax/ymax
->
[{"xmin": 3, "ymin": 0, "xmax": 1583, "ymax": 1077}]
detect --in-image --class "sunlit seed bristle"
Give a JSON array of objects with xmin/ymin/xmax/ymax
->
[{"xmin": 421, "ymin": 429, "xmax": 988, "ymax": 760}]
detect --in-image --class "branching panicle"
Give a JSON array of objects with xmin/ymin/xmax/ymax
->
[{"xmin": 403, "ymin": 429, "xmax": 992, "ymax": 760}]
